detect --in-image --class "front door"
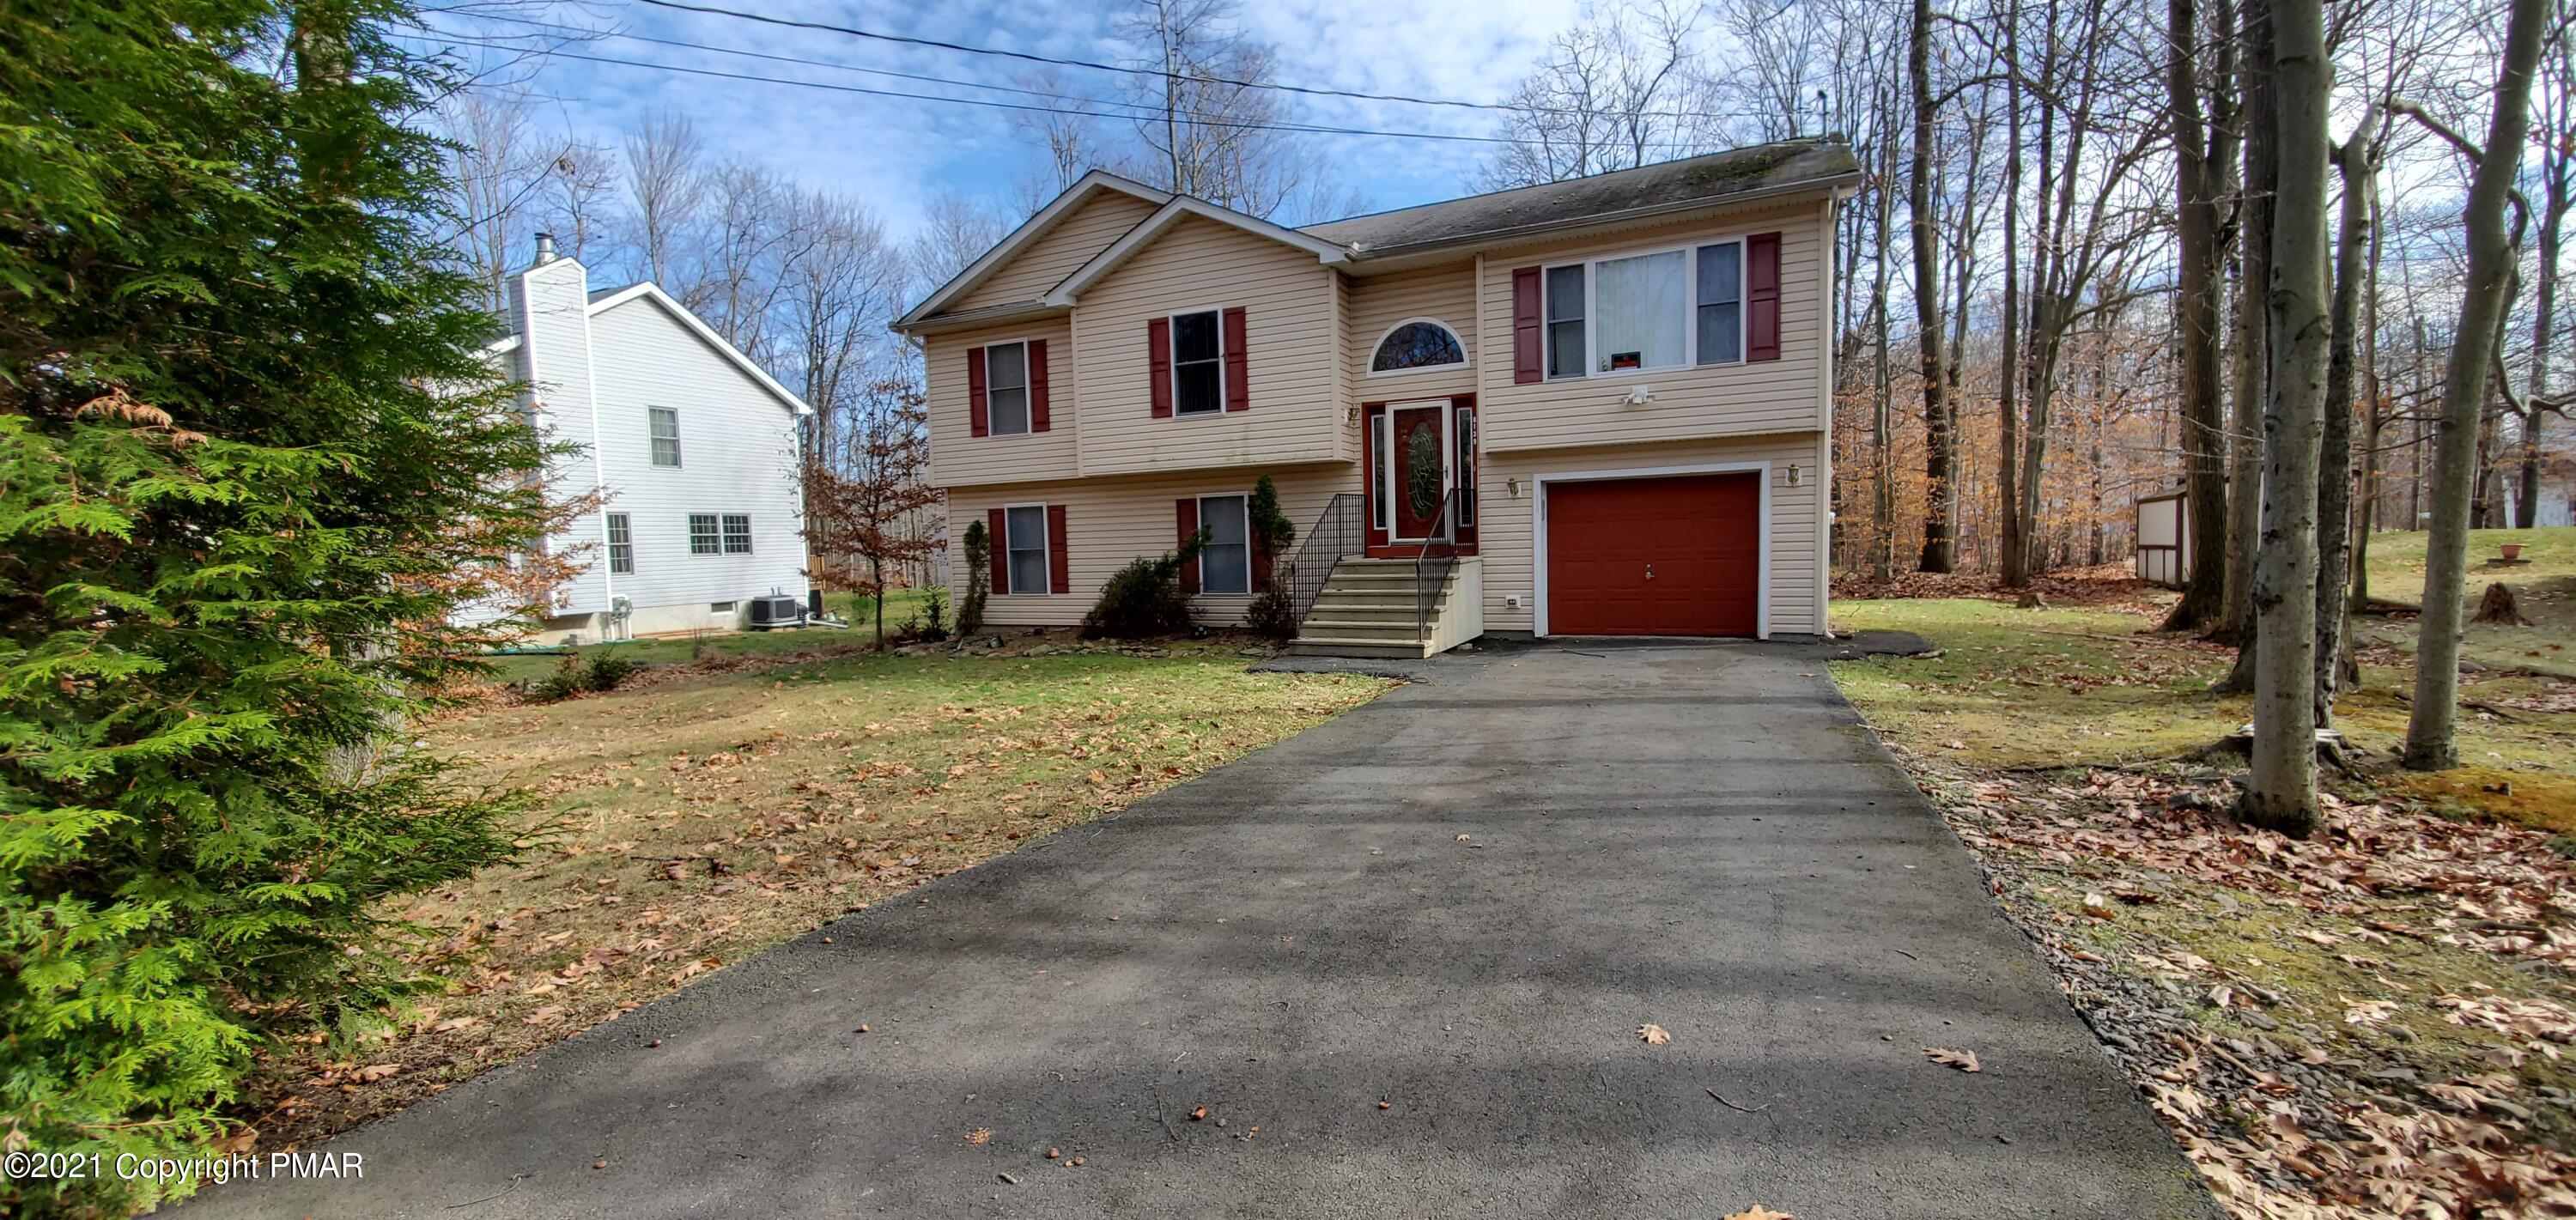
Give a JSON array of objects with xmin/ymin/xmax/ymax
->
[{"xmin": 1388, "ymin": 401, "xmax": 1450, "ymax": 543}]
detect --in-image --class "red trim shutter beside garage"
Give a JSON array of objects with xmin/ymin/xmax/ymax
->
[
  {"xmin": 1222, "ymin": 307, "xmax": 1249, "ymax": 411},
  {"xmin": 1047, "ymin": 504, "xmax": 1070, "ymax": 594},
  {"xmin": 1175, "ymin": 498, "xmax": 1200, "ymax": 594},
  {"xmin": 967, "ymin": 346, "xmax": 989, "ymax": 436},
  {"xmin": 1746, "ymin": 232, "xmax": 1782, "ymax": 362},
  {"xmin": 1511, "ymin": 266, "xmax": 1542, "ymax": 384},
  {"xmin": 1148, "ymin": 318, "xmax": 1173, "ymax": 417},
  {"xmin": 987, "ymin": 507, "xmax": 1009, "ymax": 594},
  {"xmin": 1028, "ymin": 339, "xmax": 1051, "ymax": 432}
]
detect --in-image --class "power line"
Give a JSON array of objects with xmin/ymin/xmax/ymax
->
[
  {"xmin": 626, "ymin": 0, "xmax": 1765, "ymax": 124},
  {"xmin": 433, "ymin": 39, "xmax": 1534, "ymax": 144}
]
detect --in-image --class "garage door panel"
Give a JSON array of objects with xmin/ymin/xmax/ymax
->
[{"xmin": 1545, "ymin": 472, "xmax": 1760, "ymax": 636}]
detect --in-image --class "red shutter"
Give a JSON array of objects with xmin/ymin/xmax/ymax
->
[
  {"xmin": 1251, "ymin": 519, "xmax": 1273, "ymax": 593},
  {"xmin": 1148, "ymin": 318, "xmax": 1173, "ymax": 418},
  {"xmin": 1222, "ymin": 307, "xmax": 1249, "ymax": 411},
  {"xmin": 1047, "ymin": 504, "xmax": 1069, "ymax": 594},
  {"xmin": 1028, "ymin": 340, "xmax": 1050, "ymax": 433},
  {"xmin": 1747, "ymin": 232, "xmax": 1782, "ymax": 362},
  {"xmin": 1175, "ymin": 498, "xmax": 1200, "ymax": 594},
  {"xmin": 1511, "ymin": 266, "xmax": 1542, "ymax": 384},
  {"xmin": 967, "ymin": 346, "xmax": 989, "ymax": 436},
  {"xmin": 986, "ymin": 507, "xmax": 1009, "ymax": 594}
]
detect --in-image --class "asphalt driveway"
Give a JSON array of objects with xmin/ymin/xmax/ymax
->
[{"xmin": 182, "ymin": 641, "xmax": 2214, "ymax": 1219}]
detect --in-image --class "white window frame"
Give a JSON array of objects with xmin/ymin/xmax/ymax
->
[
  {"xmin": 1001, "ymin": 502, "xmax": 1050, "ymax": 596},
  {"xmin": 1364, "ymin": 317, "xmax": 1470, "ymax": 379},
  {"xmin": 981, "ymin": 339, "xmax": 1033, "ymax": 437},
  {"xmin": 1541, "ymin": 236, "xmax": 1751, "ymax": 380},
  {"xmin": 720, "ymin": 513, "xmax": 752, "ymax": 555},
  {"xmin": 1195, "ymin": 493, "xmax": 1253, "ymax": 597},
  {"xmin": 1165, "ymin": 307, "xmax": 1227, "ymax": 418},
  {"xmin": 687, "ymin": 513, "xmax": 720, "ymax": 555},
  {"xmin": 649, "ymin": 407, "xmax": 683, "ymax": 467},
  {"xmin": 1529, "ymin": 461, "xmax": 1772, "ymax": 640},
  {"xmin": 607, "ymin": 513, "xmax": 634, "ymax": 574}
]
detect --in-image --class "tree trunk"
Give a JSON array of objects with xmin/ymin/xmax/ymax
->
[
  {"xmin": 2406, "ymin": 0, "xmax": 2551, "ymax": 770},
  {"xmin": 2216, "ymin": 0, "xmax": 2271, "ymax": 661},
  {"xmin": 2315, "ymin": 117, "xmax": 2375, "ymax": 724},
  {"xmin": 2351, "ymin": 179, "xmax": 2385, "ymax": 610},
  {"xmin": 1911, "ymin": 0, "xmax": 1957, "ymax": 574},
  {"xmin": 2242, "ymin": 0, "xmax": 2330, "ymax": 836},
  {"xmin": 1998, "ymin": 7, "xmax": 2027, "ymax": 588},
  {"xmin": 2166, "ymin": 0, "xmax": 2236, "ymax": 632},
  {"xmin": 1872, "ymin": 119, "xmax": 1899, "ymax": 582}
]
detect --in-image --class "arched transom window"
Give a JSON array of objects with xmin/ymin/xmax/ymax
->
[{"xmin": 1370, "ymin": 319, "xmax": 1467, "ymax": 373}]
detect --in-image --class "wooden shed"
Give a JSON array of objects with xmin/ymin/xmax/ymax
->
[{"xmin": 2134, "ymin": 487, "xmax": 2190, "ymax": 587}]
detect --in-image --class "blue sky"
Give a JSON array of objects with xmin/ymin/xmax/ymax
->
[{"xmin": 434, "ymin": 0, "xmax": 1589, "ymax": 235}]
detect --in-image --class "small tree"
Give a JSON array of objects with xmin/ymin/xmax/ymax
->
[
  {"xmin": 805, "ymin": 377, "xmax": 943, "ymax": 650},
  {"xmin": 1083, "ymin": 531, "xmax": 1206, "ymax": 639},
  {"xmin": 957, "ymin": 518, "xmax": 991, "ymax": 637},
  {"xmin": 1242, "ymin": 475, "xmax": 1301, "ymax": 639}
]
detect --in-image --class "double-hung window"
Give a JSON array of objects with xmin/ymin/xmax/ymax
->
[
  {"xmin": 1005, "ymin": 505, "xmax": 1048, "ymax": 594},
  {"xmin": 1170, "ymin": 311, "xmax": 1224, "ymax": 416},
  {"xmin": 688, "ymin": 513, "xmax": 720, "ymax": 555},
  {"xmin": 650, "ymin": 407, "xmax": 682, "ymax": 466},
  {"xmin": 721, "ymin": 514, "xmax": 752, "ymax": 555},
  {"xmin": 1543, "ymin": 241, "xmax": 1749, "ymax": 377},
  {"xmin": 984, "ymin": 341, "xmax": 1030, "ymax": 435},
  {"xmin": 607, "ymin": 513, "xmax": 634, "ymax": 574},
  {"xmin": 1197, "ymin": 495, "xmax": 1250, "ymax": 595}
]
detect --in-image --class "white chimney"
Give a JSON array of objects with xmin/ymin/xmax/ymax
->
[{"xmin": 533, "ymin": 232, "xmax": 556, "ymax": 264}]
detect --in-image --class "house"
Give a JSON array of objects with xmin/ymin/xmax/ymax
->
[
  {"xmin": 483, "ymin": 234, "xmax": 814, "ymax": 641},
  {"xmin": 890, "ymin": 139, "xmax": 1860, "ymax": 656}
]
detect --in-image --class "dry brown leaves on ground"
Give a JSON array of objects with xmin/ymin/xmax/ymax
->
[{"xmin": 1928, "ymin": 764, "xmax": 2576, "ymax": 1219}]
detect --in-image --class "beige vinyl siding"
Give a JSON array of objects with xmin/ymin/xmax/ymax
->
[
  {"xmin": 946, "ymin": 464, "xmax": 1360, "ymax": 627},
  {"xmin": 925, "ymin": 317, "xmax": 1078, "ymax": 489},
  {"xmin": 1477, "ymin": 431, "xmax": 1830, "ymax": 638},
  {"xmin": 1072, "ymin": 215, "xmax": 1346, "ymax": 478},
  {"xmin": 1346, "ymin": 262, "xmax": 1479, "ymax": 399},
  {"xmin": 1473, "ymin": 200, "xmax": 1831, "ymax": 452},
  {"xmin": 952, "ymin": 191, "xmax": 1161, "ymax": 311}
]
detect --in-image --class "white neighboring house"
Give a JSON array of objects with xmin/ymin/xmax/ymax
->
[{"xmin": 482, "ymin": 234, "xmax": 814, "ymax": 642}]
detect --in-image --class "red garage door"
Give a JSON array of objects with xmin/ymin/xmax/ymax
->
[{"xmin": 1545, "ymin": 472, "xmax": 1761, "ymax": 636}]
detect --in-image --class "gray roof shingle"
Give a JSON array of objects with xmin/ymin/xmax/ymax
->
[{"xmin": 1303, "ymin": 138, "xmax": 1859, "ymax": 256}]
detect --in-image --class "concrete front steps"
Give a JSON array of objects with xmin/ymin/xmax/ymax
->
[{"xmin": 1285, "ymin": 557, "xmax": 1482, "ymax": 659}]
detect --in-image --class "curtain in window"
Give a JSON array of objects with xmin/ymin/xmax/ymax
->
[{"xmin": 1594, "ymin": 251, "xmax": 1686, "ymax": 372}]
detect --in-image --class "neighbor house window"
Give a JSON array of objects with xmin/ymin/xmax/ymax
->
[
  {"xmin": 650, "ymin": 407, "xmax": 682, "ymax": 466},
  {"xmin": 1546, "ymin": 243, "xmax": 1750, "ymax": 376},
  {"xmin": 688, "ymin": 513, "xmax": 720, "ymax": 555},
  {"xmin": 1544, "ymin": 265, "xmax": 1585, "ymax": 379},
  {"xmin": 984, "ymin": 341, "xmax": 1030, "ymax": 435},
  {"xmin": 1170, "ymin": 310, "xmax": 1224, "ymax": 416},
  {"xmin": 721, "ymin": 513, "xmax": 752, "ymax": 555},
  {"xmin": 1370, "ymin": 320, "xmax": 1467, "ymax": 373},
  {"xmin": 607, "ymin": 513, "xmax": 634, "ymax": 574},
  {"xmin": 1697, "ymin": 240, "xmax": 1743, "ymax": 364},
  {"xmin": 1005, "ymin": 505, "xmax": 1048, "ymax": 594},
  {"xmin": 1198, "ymin": 495, "xmax": 1250, "ymax": 595}
]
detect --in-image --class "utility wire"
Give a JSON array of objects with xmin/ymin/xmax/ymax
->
[{"xmin": 626, "ymin": 0, "xmax": 1765, "ymax": 124}]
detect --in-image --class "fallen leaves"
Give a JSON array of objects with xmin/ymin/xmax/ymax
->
[
  {"xmin": 1923, "ymin": 1047, "xmax": 1982, "ymax": 1073},
  {"xmin": 1724, "ymin": 1207, "xmax": 1795, "ymax": 1220},
  {"xmin": 1638, "ymin": 1023, "xmax": 1673, "ymax": 1046},
  {"xmin": 964, "ymin": 1128, "xmax": 993, "ymax": 1145}
]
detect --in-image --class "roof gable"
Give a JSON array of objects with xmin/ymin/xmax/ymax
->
[
  {"xmin": 896, "ymin": 170, "xmax": 1170, "ymax": 328},
  {"xmin": 587, "ymin": 282, "xmax": 812, "ymax": 416},
  {"xmin": 1042, "ymin": 196, "xmax": 1349, "ymax": 306}
]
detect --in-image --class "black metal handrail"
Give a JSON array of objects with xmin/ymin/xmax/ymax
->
[
  {"xmin": 1412, "ymin": 489, "xmax": 1460, "ymax": 640},
  {"xmin": 1281, "ymin": 493, "xmax": 1364, "ymax": 628}
]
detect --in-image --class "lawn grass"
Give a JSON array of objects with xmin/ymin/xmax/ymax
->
[
  {"xmin": 481, "ymin": 587, "xmax": 941, "ymax": 685},
  {"xmin": 2350, "ymin": 525, "xmax": 2576, "ymax": 679},
  {"xmin": 1828, "ymin": 577, "xmax": 2576, "ymax": 1215},
  {"xmin": 241, "ymin": 646, "xmax": 1391, "ymax": 1149}
]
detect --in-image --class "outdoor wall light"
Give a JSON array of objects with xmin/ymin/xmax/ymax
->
[
  {"xmin": 1623, "ymin": 385, "xmax": 1656, "ymax": 407},
  {"xmin": 1507, "ymin": 476, "xmax": 1523, "ymax": 498},
  {"xmin": 1788, "ymin": 464, "xmax": 1803, "ymax": 486}
]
